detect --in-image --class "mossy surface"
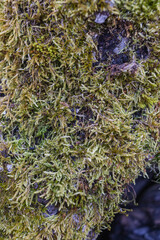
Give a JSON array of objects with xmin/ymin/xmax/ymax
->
[{"xmin": 0, "ymin": 0, "xmax": 159, "ymax": 239}]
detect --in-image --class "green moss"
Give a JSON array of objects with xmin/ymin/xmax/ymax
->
[{"xmin": 0, "ymin": 0, "xmax": 159, "ymax": 239}]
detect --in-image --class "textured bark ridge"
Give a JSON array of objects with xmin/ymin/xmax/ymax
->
[{"xmin": 91, "ymin": 18, "xmax": 149, "ymax": 77}]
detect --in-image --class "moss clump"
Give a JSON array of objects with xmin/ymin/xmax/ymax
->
[{"xmin": 0, "ymin": 0, "xmax": 159, "ymax": 239}]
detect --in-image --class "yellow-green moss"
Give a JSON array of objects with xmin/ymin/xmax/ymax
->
[{"xmin": 0, "ymin": 0, "xmax": 159, "ymax": 239}]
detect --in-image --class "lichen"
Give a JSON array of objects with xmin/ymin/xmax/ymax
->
[{"xmin": 0, "ymin": 0, "xmax": 159, "ymax": 239}]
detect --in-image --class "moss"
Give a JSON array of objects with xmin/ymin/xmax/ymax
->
[{"xmin": 0, "ymin": 0, "xmax": 159, "ymax": 239}]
